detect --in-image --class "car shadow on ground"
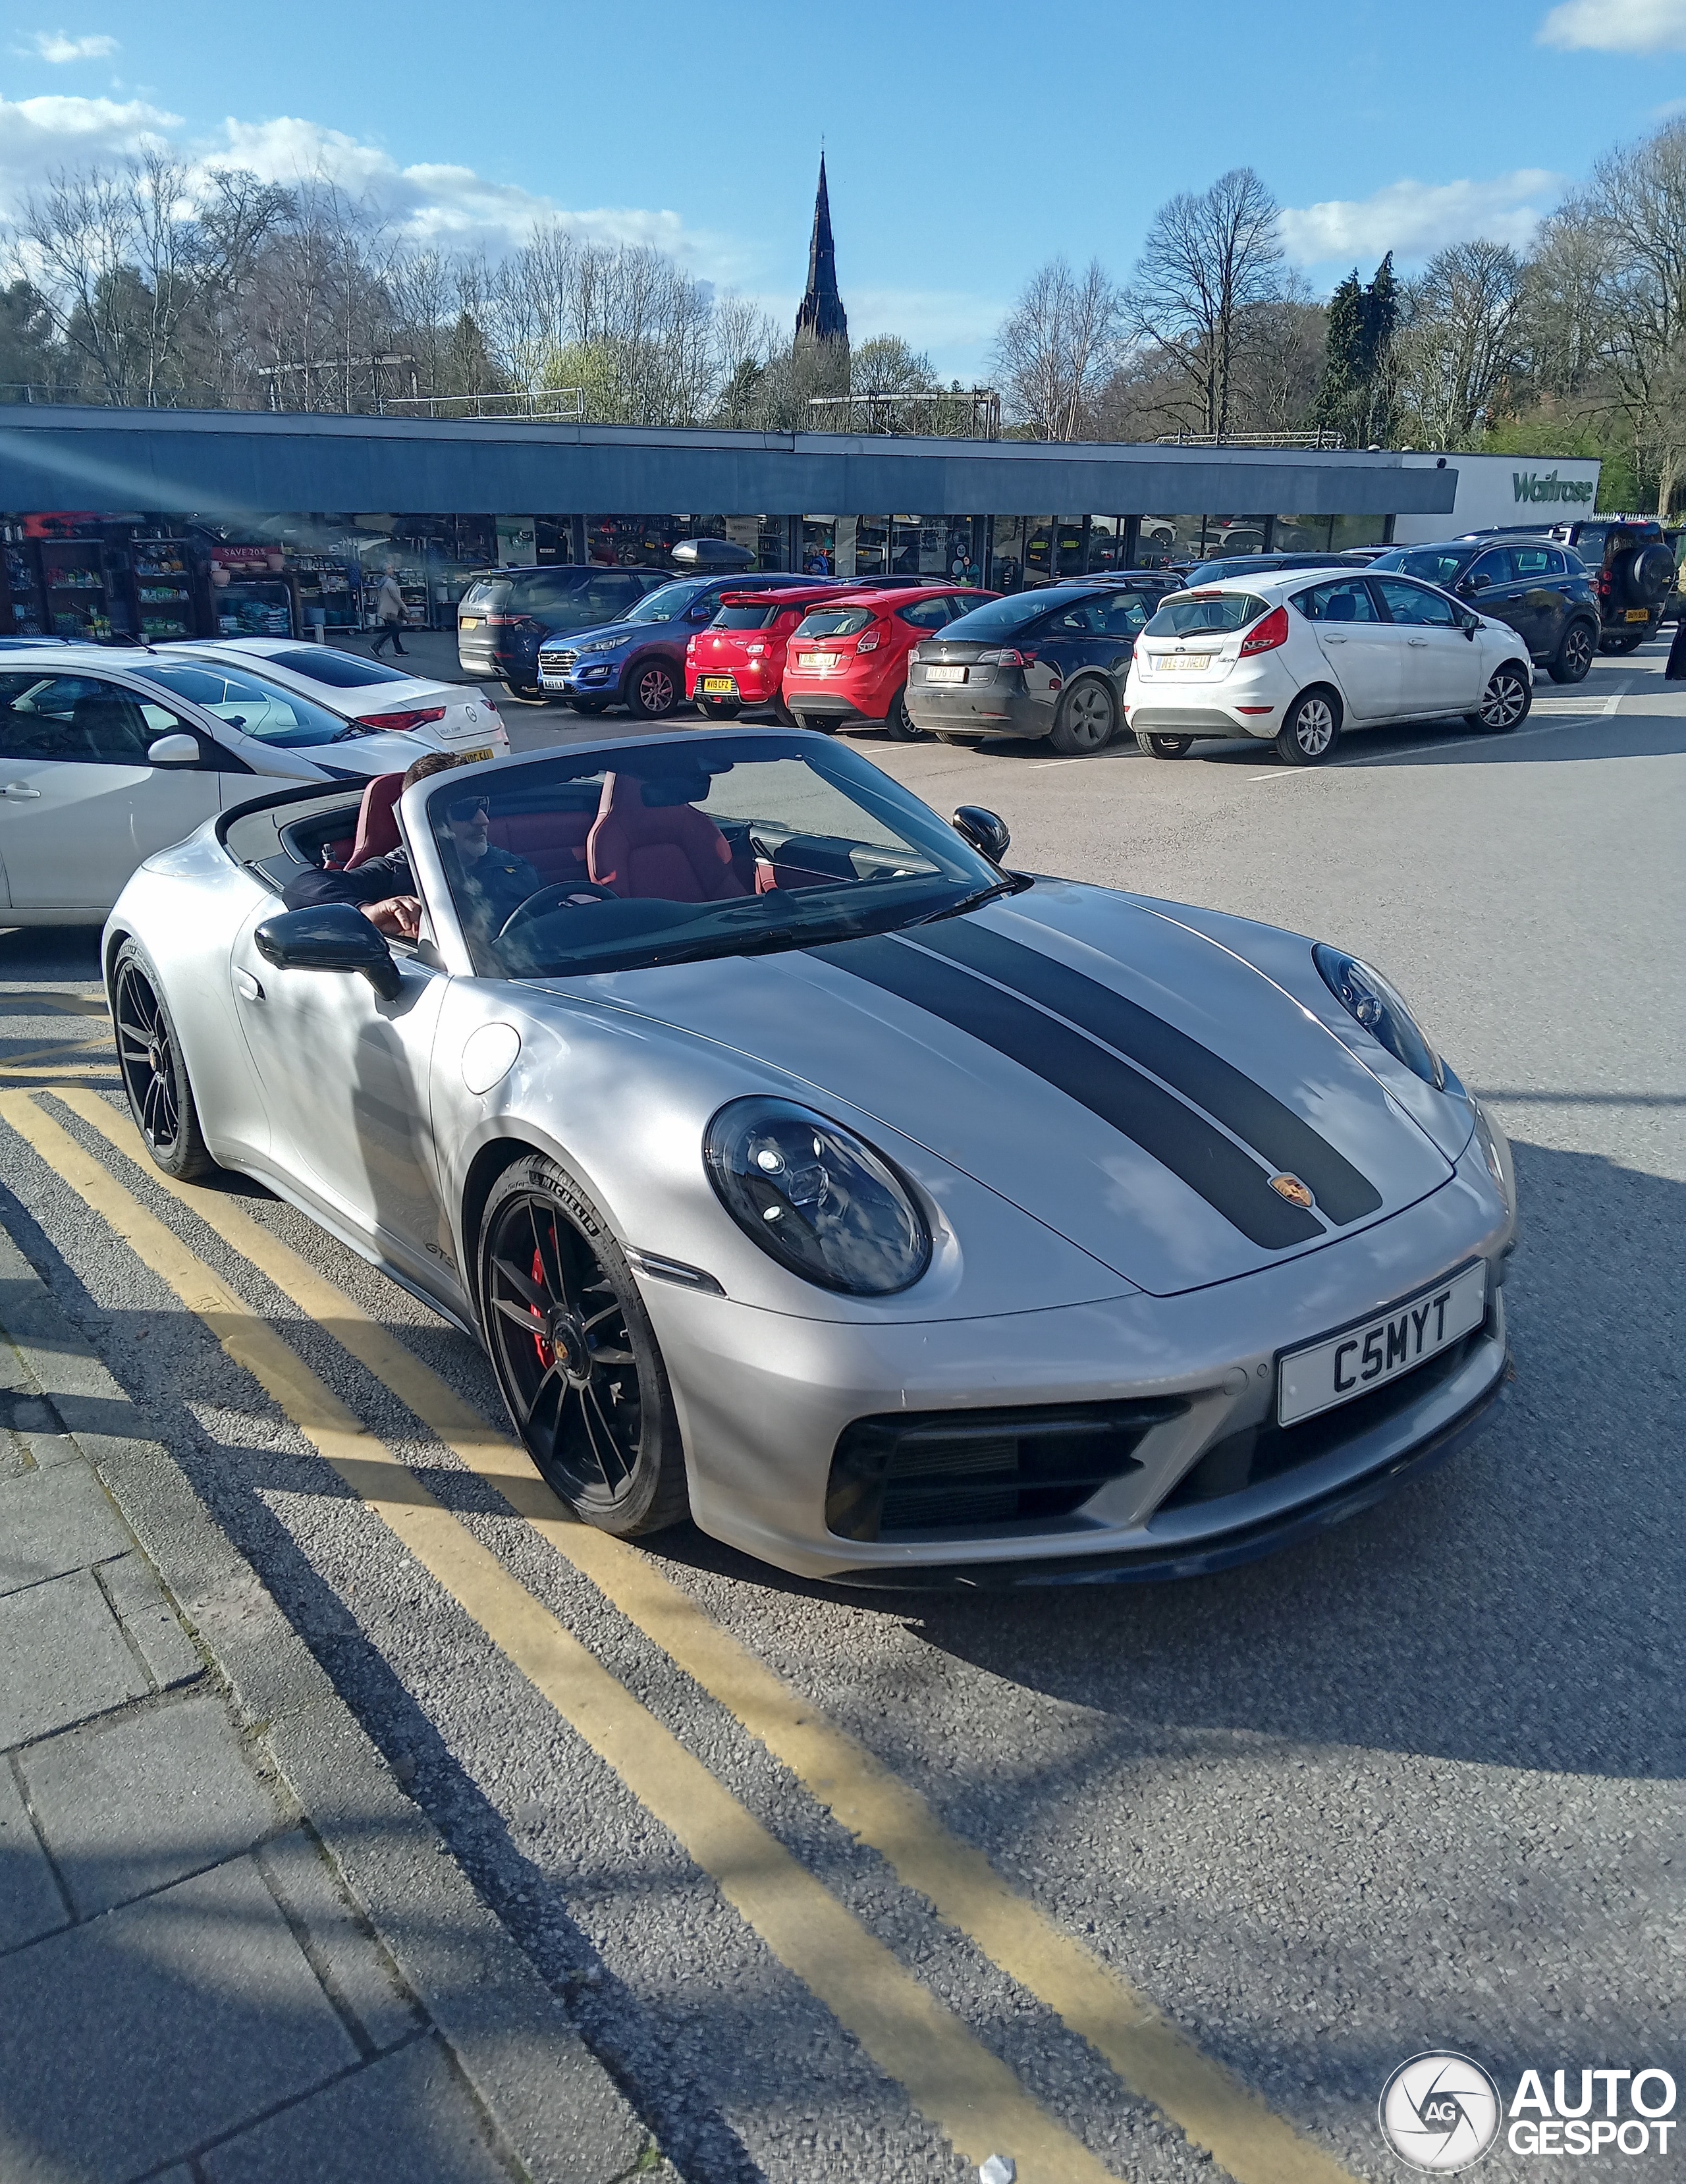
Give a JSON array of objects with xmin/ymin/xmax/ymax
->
[{"xmin": 653, "ymin": 1138, "xmax": 1685, "ymax": 1788}]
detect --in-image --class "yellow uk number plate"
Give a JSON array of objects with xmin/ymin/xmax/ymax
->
[
  {"xmin": 1625, "ymin": 608, "xmax": 1650, "ymax": 622},
  {"xmin": 459, "ymin": 746, "xmax": 495, "ymax": 763},
  {"xmin": 458, "ymin": 616, "xmax": 480, "ymax": 630},
  {"xmin": 701, "ymin": 676, "xmax": 737, "ymax": 694}
]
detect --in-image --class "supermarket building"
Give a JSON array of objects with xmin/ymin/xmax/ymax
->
[{"xmin": 0, "ymin": 404, "xmax": 1467, "ymax": 643}]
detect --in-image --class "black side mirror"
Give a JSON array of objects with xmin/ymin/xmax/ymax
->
[
  {"xmin": 255, "ymin": 906, "xmax": 402, "ymax": 1000},
  {"xmin": 1464, "ymin": 570, "xmax": 1490, "ymax": 591},
  {"xmin": 952, "ymin": 805, "xmax": 1011, "ymax": 861}
]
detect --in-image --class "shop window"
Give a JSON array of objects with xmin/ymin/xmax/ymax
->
[
  {"xmin": 1330, "ymin": 514, "xmax": 1390, "ymax": 551},
  {"xmin": 1274, "ymin": 514, "xmax": 1334, "ymax": 554}
]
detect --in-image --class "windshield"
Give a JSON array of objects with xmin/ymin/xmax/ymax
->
[
  {"xmin": 427, "ymin": 734, "xmax": 1006, "ymax": 979},
  {"xmin": 1143, "ymin": 592, "xmax": 1269, "ymax": 636},
  {"xmin": 794, "ymin": 607, "xmax": 873, "ymax": 639},
  {"xmin": 1370, "ymin": 547, "xmax": 1474, "ymax": 586},
  {"xmin": 941, "ymin": 592, "xmax": 1074, "ymax": 640},
  {"xmin": 129, "ymin": 663, "xmax": 351, "ymax": 747},
  {"xmin": 619, "ymin": 580, "xmax": 707, "ymax": 626},
  {"xmin": 259, "ymin": 646, "xmax": 414, "ymax": 688}
]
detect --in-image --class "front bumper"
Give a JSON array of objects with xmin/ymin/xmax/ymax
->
[
  {"xmin": 904, "ymin": 680, "xmax": 1054, "ymax": 737},
  {"xmin": 638, "ymin": 1144, "xmax": 1513, "ymax": 1583}
]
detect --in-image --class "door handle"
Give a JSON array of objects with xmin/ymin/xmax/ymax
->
[
  {"xmin": 2, "ymin": 783, "xmax": 42, "ymax": 799},
  {"xmin": 1320, "ymin": 634, "xmax": 1347, "ymax": 644},
  {"xmin": 1407, "ymin": 636, "xmax": 1430, "ymax": 647},
  {"xmin": 233, "ymin": 967, "xmax": 265, "ymax": 1002}
]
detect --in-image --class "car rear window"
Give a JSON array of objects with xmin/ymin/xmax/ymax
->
[
  {"xmin": 713, "ymin": 605, "xmax": 782, "ymax": 630},
  {"xmin": 794, "ymin": 608, "xmax": 874, "ymax": 638},
  {"xmin": 1143, "ymin": 592, "xmax": 1269, "ymax": 637},
  {"xmin": 460, "ymin": 580, "xmax": 508, "ymax": 613},
  {"xmin": 263, "ymin": 645, "xmax": 412, "ymax": 688},
  {"xmin": 939, "ymin": 592, "xmax": 1067, "ymax": 640}
]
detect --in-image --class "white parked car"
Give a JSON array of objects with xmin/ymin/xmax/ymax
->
[
  {"xmin": 1124, "ymin": 569, "xmax": 1535, "ymax": 765},
  {"xmin": 154, "ymin": 638, "xmax": 508, "ymax": 759},
  {"xmin": 0, "ymin": 646, "xmax": 495, "ymax": 924}
]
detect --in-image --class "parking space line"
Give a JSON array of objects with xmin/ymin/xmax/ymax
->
[
  {"xmin": 0, "ymin": 989, "xmax": 108, "ymax": 1018},
  {"xmin": 57, "ymin": 1085, "xmax": 1357, "ymax": 2184},
  {"xmin": 0, "ymin": 1087, "xmax": 1125, "ymax": 2184}
]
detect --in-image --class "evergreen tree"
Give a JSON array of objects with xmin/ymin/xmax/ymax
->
[
  {"xmin": 1359, "ymin": 252, "xmax": 1398, "ymax": 443},
  {"xmin": 1315, "ymin": 269, "xmax": 1365, "ymax": 435}
]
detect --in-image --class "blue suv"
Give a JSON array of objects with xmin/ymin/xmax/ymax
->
[{"xmin": 537, "ymin": 572, "xmax": 832, "ymax": 717}]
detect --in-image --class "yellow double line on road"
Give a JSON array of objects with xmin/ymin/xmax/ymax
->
[{"xmin": 4, "ymin": 1084, "xmax": 1356, "ymax": 2184}]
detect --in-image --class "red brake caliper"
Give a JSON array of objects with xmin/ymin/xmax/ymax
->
[{"xmin": 531, "ymin": 1241, "xmax": 555, "ymax": 1369}]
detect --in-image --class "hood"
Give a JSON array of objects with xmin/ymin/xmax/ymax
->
[
  {"xmin": 539, "ymin": 618, "xmax": 647, "ymax": 653},
  {"xmin": 557, "ymin": 882, "xmax": 1456, "ymax": 1299}
]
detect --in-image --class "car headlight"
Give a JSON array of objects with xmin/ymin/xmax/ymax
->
[
  {"xmin": 705, "ymin": 1097, "xmax": 931, "ymax": 1295},
  {"xmin": 579, "ymin": 639, "xmax": 622, "ymax": 655},
  {"xmin": 1313, "ymin": 944, "xmax": 1444, "ymax": 1089}
]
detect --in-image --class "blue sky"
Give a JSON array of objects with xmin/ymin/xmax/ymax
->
[{"xmin": 4, "ymin": 0, "xmax": 1685, "ymax": 379}]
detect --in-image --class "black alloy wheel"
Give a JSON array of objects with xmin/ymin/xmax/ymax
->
[
  {"xmin": 1276, "ymin": 689, "xmax": 1341, "ymax": 765},
  {"xmin": 1047, "ymin": 676, "xmax": 1117, "ymax": 756},
  {"xmin": 885, "ymin": 686, "xmax": 929, "ymax": 742},
  {"xmin": 113, "ymin": 942, "xmax": 215, "ymax": 1180},
  {"xmin": 624, "ymin": 660, "xmax": 679, "ymax": 719},
  {"xmin": 479, "ymin": 1155, "xmax": 687, "ymax": 1535},
  {"xmin": 1548, "ymin": 620, "xmax": 1596, "ymax": 684},
  {"xmin": 1137, "ymin": 731, "xmax": 1193, "ymax": 759},
  {"xmin": 1467, "ymin": 663, "xmax": 1531, "ymax": 732}
]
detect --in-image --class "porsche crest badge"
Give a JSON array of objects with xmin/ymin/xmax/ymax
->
[{"xmin": 1269, "ymin": 1173, "xmax": 1315, "ymax": 1209}]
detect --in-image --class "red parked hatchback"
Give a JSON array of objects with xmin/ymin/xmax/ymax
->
[
  {"xmin": 781, "ymin": 585, "xmax": 996, "ymax": 740},
  {"xmin": 684, "ymin": 585, "xmax": 860, "ymax": 723}
]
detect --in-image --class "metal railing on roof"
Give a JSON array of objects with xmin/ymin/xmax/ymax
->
[
  {"xmin": 377, "ymin": 389, "xmax": 586, "ymax": 422},
  {"xmin": 1153, "ymin": 429, "xmax": 1348, "ymax": 450},
  {"xmin": 806, "ymin": 388, "xmax": 1002, "ymax": 439}
]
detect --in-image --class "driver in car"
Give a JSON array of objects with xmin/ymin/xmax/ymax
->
[{"xmin": 283, "ymin": 750, "xmax": 552, "ymax": 942}]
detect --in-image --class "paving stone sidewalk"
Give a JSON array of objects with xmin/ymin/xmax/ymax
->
[{"xmin": 0, "ymin": 1222, "xmax": 657, "ymax": 2184}]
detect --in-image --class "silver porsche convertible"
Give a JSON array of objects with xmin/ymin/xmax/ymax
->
[{"xmin": 103, "ymin": 729, "xmax": 1515, "ymax": 1584}]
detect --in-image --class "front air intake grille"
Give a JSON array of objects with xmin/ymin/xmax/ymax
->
[
  {"xmin": 827, "ymin": 1399, "xmax": 1186, "ymax": 1543},
  {"xmin": 1160, "ymin": 1330, "xmax": 1484, "ymax": 1511},
  {"xmin": 542, "ymin": 648, "xmax": 578, "ymax": 672}
]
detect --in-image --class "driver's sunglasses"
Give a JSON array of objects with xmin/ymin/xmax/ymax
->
[{"xmin": 447, "ymin": 795, "xmax": 491, "ymax": 821}]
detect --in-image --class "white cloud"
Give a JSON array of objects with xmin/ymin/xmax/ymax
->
[
  {"xmin": 1540, "ymin": 0, "xmax": 1686, "ymax": 51},
  {"xmin": 0, "ymin": 92, "xmax": 181, "ymax": 194},
  {"xmin": 15, "ymin": 30, "xmax": 120, "ymax": 63},
  {"xmin": 1279, "ymin": 170, "xmax": 1565, "ymax": 267}
]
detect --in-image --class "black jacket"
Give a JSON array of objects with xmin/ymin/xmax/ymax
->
[{"xmin": 283, "ymin": 846, "xmax": 543, "ymax": 935}]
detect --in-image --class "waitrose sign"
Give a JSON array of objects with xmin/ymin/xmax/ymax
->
[{"xmin": 1514, "ymin": 469, "xmax": 1595, "ymax": 505}]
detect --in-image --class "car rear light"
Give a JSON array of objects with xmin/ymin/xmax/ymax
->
[
  {"xmin": 488, "ymin": 613, "xmax": 544, "ymax": 638},
  {"xmin": 353, "ymin": 706, "xmax": 448, "ymax": 732},
  {"xmin": 975, "ymin": 648, "xmax": 1034, "ymax": 669},
  {"xmin": 856, "ymin": 627, "xmax": 883, "ymax": 652},
  {"xmin": 479, "ymin": 694, "xmax": 499, "ymax": 711},
  {"xmin": 1238, "ymin": 606, "xmax": 1290, "ymax": 657}
]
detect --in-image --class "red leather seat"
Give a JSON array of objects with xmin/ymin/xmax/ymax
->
[
  {"xmin": 343, "ymin": 773, "xmax": 406, "ymax": 869},
  {"xmin": 487, "ymin": 809, "xmax": 594, "ymax": 887},
  {"xmin": 587, "ymin": 775, "xmax": 747, "ymax": 902}
]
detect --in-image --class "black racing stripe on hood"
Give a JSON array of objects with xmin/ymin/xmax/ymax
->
[
  {"xmin": 810, "ymin": 934, "xmax": 1324, "ymax": 1251},
  {"xmin": 908, "ymin": 920, "xmax": 1383, "ymax": 1224}
]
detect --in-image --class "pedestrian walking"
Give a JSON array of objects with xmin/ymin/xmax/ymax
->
[
  {"xmin": 1666, "ymin": 605, "xmax": 1686, "ymax": 680},
  {"xmin": 370, "ymin": 566, "xmax": 408, "ymax": 657}
]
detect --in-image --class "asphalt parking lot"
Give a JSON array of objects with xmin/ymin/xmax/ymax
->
[{"xmin": 1, "ymin": 640, "xmax": 1680, "ymax": 2183}]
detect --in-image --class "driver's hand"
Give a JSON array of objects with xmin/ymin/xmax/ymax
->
[{"xmin": 361, "ymin": 895, "xmax": 422, "ymax": 940}]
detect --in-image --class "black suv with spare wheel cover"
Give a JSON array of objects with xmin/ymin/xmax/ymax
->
[
  {"xmin": 1367, "ymin": 536, "xmax": 1602, "ymax": 683},
  {"xmin": 1540, "ymin": 518, "xmax": 1679, "ymax": 651},
  {"xmin": 456, "ymin": 565, "xmax": 670, "ymax": 701}
]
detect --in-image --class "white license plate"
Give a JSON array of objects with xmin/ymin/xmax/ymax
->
[
  {"xmin": 925, "ymin": 665, "xmax": 967, "ymax": 684},
  {"xmin": 797, "ymin": 652, "xmax": 836, "ymax": 670},
  {"xmin": 1160, "ymin": 653, "xmax": 1213, "ymax": 673},
  {"xmin": 539, "ymin": 673, "xmax": 568, "ymax": 688},
  {"xmin": 1277, "ymin": 1262, "xmax": 1487, "ymax": 1427}
]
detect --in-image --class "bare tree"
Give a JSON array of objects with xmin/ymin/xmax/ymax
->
[
  {"xmin": 1580, "ymin": 120, "xmax": 1686, "ymax": 512},
  {"xmin": 991, "ymin": 257, "xmax": 1122, "ymax": 439},
  {"xmin": 1394, "ymin": 241, "xmax": 1527, "ymax": 450},
  {"xmin": 1126, "ymin": 168, "xmax": 1283, "ymax": 439}
]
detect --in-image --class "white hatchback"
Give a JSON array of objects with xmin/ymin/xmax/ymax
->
[
  {"xmin": 154, "ymin": 638, "xmax": 508, "ymax": 759},
  {"xmin": 0, "ymin": 646, "xmax": 445, "ymax": 924},
  {"xmin": 1124, "ymin": 569, "xmax": 1535, "ymax": 764}
]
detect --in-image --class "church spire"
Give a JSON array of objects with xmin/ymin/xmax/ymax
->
[{"xmin": 794, "ymin": 151, "xmax": 848, "ymax": 347}]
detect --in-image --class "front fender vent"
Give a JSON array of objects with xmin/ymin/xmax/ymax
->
[{"xmin": 827, "ymin": 1399, "xmax": 1186, "ymax": 1543}]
